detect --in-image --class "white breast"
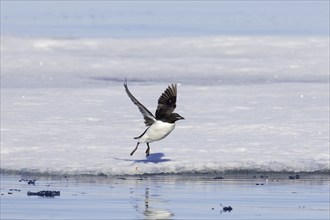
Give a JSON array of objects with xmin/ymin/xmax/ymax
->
[{"xmin": 138, "ymin": 120, "xmax": 175, "ymax": 143}]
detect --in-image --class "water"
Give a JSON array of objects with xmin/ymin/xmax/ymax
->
[
  {"xmin": 2, "ymin": 1, "xmax": 329, "ymax": 38},
  {"xmin": 1, "ymin": 174, "xmax": 329, "ymax": 219}
]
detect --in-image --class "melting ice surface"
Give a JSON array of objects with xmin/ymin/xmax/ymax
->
[
  {"xmin": 1, "ymin": 2, "xmax": 329, "ymax": 175},
  {"xmin": 1, "ymin": 36, "xmax": 329, "ymax": 175}
]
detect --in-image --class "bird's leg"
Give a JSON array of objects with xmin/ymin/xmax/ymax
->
[
  {"xmin": 130, "ymin": 142, "xmax": 139, "ymax": 156},
  {"xmin": 145, "ymin": 143, "xmax": 150, "ymax": 157}
]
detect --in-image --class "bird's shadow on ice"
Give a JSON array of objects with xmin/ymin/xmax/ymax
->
[
  {"xmin": 134, "ymin": 153, "xmax": 171, "ymax": 164},
  {"xmin": 112, "ymin": 153, "xmax": 171, "ymax": 164}
]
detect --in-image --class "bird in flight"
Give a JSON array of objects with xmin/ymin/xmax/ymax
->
[{"xmin": 124, "ymin": 81, "xmax": 184, "ymax": 157}]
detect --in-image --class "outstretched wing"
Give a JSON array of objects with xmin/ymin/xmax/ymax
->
[
  {"xmin": 155, "ymin": 84, "xmax": 177, "ymax": 120},
  {"xmin": 124, "ymin": 81, "xmax": 156, "ymax": 126}
]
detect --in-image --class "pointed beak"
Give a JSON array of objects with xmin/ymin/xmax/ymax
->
[{"xmin": 178, "ymin": 116, "xmax": 185, "ymax": 120}]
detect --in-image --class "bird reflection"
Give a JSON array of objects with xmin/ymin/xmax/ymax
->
[{"xmin": 131, "ymin": 187, "xmax": 174, "ymax": 219}]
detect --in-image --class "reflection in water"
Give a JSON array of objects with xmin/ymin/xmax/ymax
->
[{"xmin": 131, "ymin": 187, "xmax": 174, "ymax": 219}]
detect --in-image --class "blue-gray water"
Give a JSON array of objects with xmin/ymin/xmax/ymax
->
[
  {"xmin": 2, "ymin": 1, "xmax": 329, "ymax": 38},
  {"xmin": 1, "ymin": 174, "xmax": 329, "ymax": 219}
]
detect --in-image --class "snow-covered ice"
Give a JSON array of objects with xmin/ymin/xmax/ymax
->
[
  {"xmin": 2, "ymin": 36, "xmax": 329, "ymax": 88},
  {"xmin": 1, "ymin": 1, "xmax": 329, "ymax": 176},
  {"xmin": 1, "ymin": 35, "xmax": 329, "ymax": 175}
]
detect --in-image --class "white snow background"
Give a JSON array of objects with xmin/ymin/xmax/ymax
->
[{"xmin": 1, "ymin": 2, "xmax": 329, "ymax": 175}]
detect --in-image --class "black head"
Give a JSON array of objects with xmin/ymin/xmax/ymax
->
[{"xmin": 166, "ymin": 113, "xmax": 185, "ymax": 123}]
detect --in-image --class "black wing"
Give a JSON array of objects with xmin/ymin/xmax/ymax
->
[
  {"xmin": 124, "ymin": 81, "xmax": 156, "ymax": 127},
  {"xmin": 155, "ymin": 84, "xmax": 177, "ymax": 120}
]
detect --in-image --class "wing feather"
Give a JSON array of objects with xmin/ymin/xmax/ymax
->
[
  {"xmin": 124, "ymin": 81, "xmax": 156, "ymax": 126},
  {"xmin": 155, "ymin": 84, "xmax": 177, "ymax": 120}
]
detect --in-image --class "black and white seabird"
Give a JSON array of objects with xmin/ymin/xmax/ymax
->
[{"xmin": 124, "ymin": 81, "xmax": 184, "ymax": 157}]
